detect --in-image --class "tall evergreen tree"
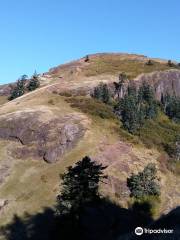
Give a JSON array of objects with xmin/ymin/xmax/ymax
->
[
  {"xmin": 115, "ymin": 82, "xmax": 158, "ymax": 134},
  {"xmin": 27, "ymin": 71, "xmax": 40, "ymax": 91},
  {"xmin": 138, "ymin": 82, "xmax": 158, "ymax": 119},
  {"xmin": 56, "ymin": 156, "xmax": 107, "ymax": 216},
  {"xmin": 119, "ymin": 86, "xmax": 140, "ymax": 133},
  {"xmin": 8, "ymin": 75, "xmax": 27, "ymax": 100},
  {"xmin": 161, "ymin": 94, "xmax": 180, "ymax": 122}
]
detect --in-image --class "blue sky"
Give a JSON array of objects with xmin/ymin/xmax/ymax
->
[{"xmin": 0, "ymin": 0, "xmax": 179, "ymax": 84}]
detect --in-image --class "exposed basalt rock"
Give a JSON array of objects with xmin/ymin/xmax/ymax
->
[
  {"xmin": 105, "ymin": 69, "xmax": 180, "ymax": 101},
  {"xmin": 51, "ymin": 69, "xmax": 180, "ymax": 102},
  {"xmin": 0, "ymin": 111, "xmax": 86, "ymax": 163},
  {"xmin": 134, "ymin": 69, "xmax": 180, "ymax": 100},
  {"xmin": 93, "ymin": 141, "xmax": 164, "ymax": 208},
  {"xmin": 0, "ymin": 83, "xmax": 15, "ymax": 96},
  {"xmin": 94, "ymin": 141, "xmax": 136, "ymax": 202}
]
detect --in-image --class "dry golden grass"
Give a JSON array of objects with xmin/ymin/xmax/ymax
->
[
  {"xmin": 0, "ymin": 96, "xmax": 8, "ymax": 106},
  {"xmin": 0, "ymin": 93, "xmax": 121, "ymax": 226},
  {"xmin": 83, "ymin": 55, "xmax": 173, "ymax": 79}
]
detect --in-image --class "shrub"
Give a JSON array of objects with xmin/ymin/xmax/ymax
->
[
  {"xmin": 131, "ymin": 195, "xmax": 161, "ymax": 218},
  {"xmin": 127, "ymin": 163, "xmax": 160, "ymax": 199},
  {"xmin": 66, "ymin": 97, "xmax": 116, "ymax": 120},
  {"xmin": 59, "ymin": 91, "xmax": 72, "ymax": 97},
  {"xmin": 165, "ymin": 135, "xmax": 180, "ymax": 161},
  {"xmin": 48, "ymin": 99, "xmax": 55, "ymax": 105},
  {"xmin": 138, "ymin": 112, "xmax": 180, "ymax": 150},
  {"xmin": 167, "ymin": 60, "xmax": 175, "ymax": 67},
  {"xmin": 84, "ymin": 55, "xmax": 90, "ymax": 62},
  {"xmin": 145, "ymin": 60, "xmax": 153, "ymax": 66}
]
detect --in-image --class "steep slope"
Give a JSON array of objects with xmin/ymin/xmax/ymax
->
[{"xmin": 0, "ymin": 53, "xmax": 180, "ymax": 234}]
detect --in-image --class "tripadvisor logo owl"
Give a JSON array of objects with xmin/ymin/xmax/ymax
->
[{"xmin": 135, "ymin": 227, "xmax": 143, "ymax": 235}]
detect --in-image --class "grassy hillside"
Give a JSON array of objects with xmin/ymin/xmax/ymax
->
[
  {"xmin": 137, "ymin": 112, "xmax": 180, "ymax": 149},
  {"xmin": 0, "ymin": 53, "xmax": 180, "ymax": 239},
  {"xmin": 83, "ymin": 54, "xmax": 175, "ymax": 78}
]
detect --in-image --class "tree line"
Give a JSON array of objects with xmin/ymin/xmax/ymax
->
[
  {"xmin": 91, "ymin": 75, "xmax": 158, "ymax": 133},
  {"xmin": 91, "ymin": 74, "xmax": 180, "ymax": 163},
  {"xmin": 91, "ymin": 73, "xmax": 180, "ymax": 132},
  {"xmin": 8, "ymin": 71, "xmax": 40, "ymax": 100}
]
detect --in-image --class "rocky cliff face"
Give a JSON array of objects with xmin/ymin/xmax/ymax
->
[{"xmin": 134, "ymin": 69, "xmax": 180, "ymax": 100}]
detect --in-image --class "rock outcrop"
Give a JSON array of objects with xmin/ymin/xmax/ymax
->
[
  {"xmin": 0, "ymin": 110, "xmax": 86, "ymax": 163},
  {"xmin": 134, "ymin": 69, "xmax": 180, "ymax": 100},
  {"xmin": 0, "ymin": 83, "xmax": 14, "ymax": 96}
]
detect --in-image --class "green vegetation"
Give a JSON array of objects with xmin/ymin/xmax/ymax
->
[
  {"xmin": 67, "ymin": 86, "xmax": 179, "ymax": 157},
  {"xmin": 8, "ymin": 75, "xmax": 27, "ymax": 100},
  {"xmin": 138, "ymin": 112, "xmax": 180, "ymax": 150},
  {"xmin": 27, "ymin": 71, "xmax": 40, "ymax": 91},
  {"xmin": 127, "ymin": 163, "xmax": 160, "ymax": 199},
  {"xmin": 145, "ymin": 59, "xmax": 154, "ymax": 66},
  {"xmin": 131, "ymin": 195, "xmax": 161, "ymax": 218},
  {"xmin": 90, "ymin": 81, "xmax": 179, "ymax": 156},
  {"xmin": 166, "ymin": 135, "xmax": 180, "ymax": 161},
  {"xmin": 8, "ymin": 72, "xmax": 40, "ymax": 101},
  {"xmin": 164, "ymin": 135, "xmax": 180, "ymax": 175},
  {"xmin": 91, "ymin": 82, "xmax": 110, "ymax": 104},
  {"xmin": 162, "ymin": 95, "xmax": 180, "ymax": 123},
  {"xmin": 56, "ymin": 156, "xmax": 107, "ymax": 216},
  {"xmin": 66, "ymin": 97, "xmax": 117, "ymax": 120},
  {"xmin": 115, "ymin": 83, "xmax": 158, "ymax": 133},
  {"xmin": 115, "ymin": 85, "xmax": 142, "ymax": 133},
  {"xmin": 167, "ymin": 60, "xmax": 174, "ymax": 67}
]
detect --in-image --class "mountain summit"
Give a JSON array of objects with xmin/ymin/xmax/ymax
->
[{"xmin": 0, "ymin": 53, "xmax": 179, "ymax": 236}]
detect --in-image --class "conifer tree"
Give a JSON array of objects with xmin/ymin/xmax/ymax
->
[
  {"xmin": 115, "ymin": 82, "xmax": 158, "ymax": 134},
  {"xmin": 165, "ymin": 96, "xmax": 180, "ymax": 123},
  {"xmin": 116, "ymin": 85, "xmax": 141, "ymax": 133},
  {"xmin": 8, "ymin": 75, "xmax": 27, "ymax": 100},
  {"xmin": 27, "ymin": 71, "xmax": 40, "ymax": 91},
  {"xmin": 56, "ymin": 156, "xmax": 107, "ymax": 216}
]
